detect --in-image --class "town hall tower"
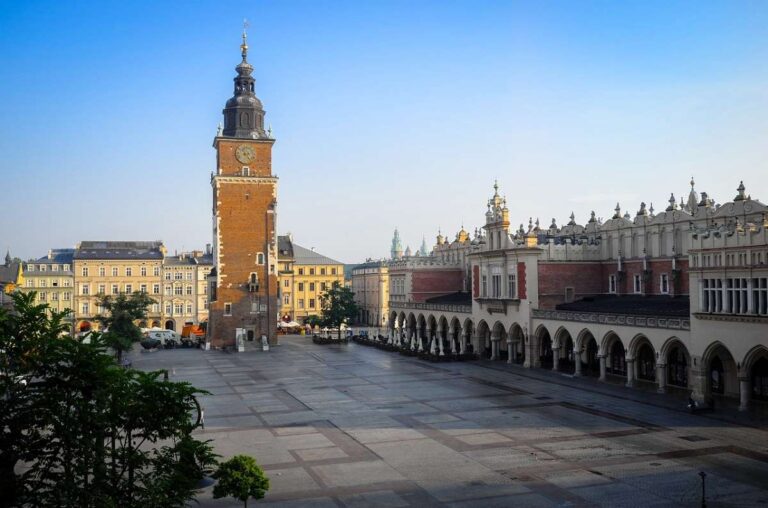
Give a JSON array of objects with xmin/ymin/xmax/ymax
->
[{"xmin": 208, "ymin": 29, "xmax": 278, "ymax": 347}]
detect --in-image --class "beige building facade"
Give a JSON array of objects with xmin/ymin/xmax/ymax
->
[
  {"xmin": 351, "ymin": 260, "xmax": 389, "ymax": 327},
  {"xmin": 21, "ymin": 249, "xmax": 75, "ymax": 321}
]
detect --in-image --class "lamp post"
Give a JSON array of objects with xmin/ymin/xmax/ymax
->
[{"xmin": 699, "ymin": 471, "xmax": 707, "ymax": 508}]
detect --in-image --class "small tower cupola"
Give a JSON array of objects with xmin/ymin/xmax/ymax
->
[{"xmin": 222, "ymin": 25, "xmax": 268, "ymax": 139}]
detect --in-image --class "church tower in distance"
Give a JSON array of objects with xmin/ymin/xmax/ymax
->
[{"xmin": 208, "ymin": 28, "xmax": 278, "ymax": 348}]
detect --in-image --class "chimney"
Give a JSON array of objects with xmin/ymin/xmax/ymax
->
[{"xmin": 206, "ymin": 243, "xmax": 212, "ymax": 255}]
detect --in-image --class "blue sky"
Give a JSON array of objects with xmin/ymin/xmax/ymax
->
[{"xmin": 1, "ymin": 0, "xmax": 768, "ymax": 263}]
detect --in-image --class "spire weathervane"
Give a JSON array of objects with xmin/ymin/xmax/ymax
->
[{"xmin": 241, "ymin": 18, "xmax": 250, "ymax": 60}]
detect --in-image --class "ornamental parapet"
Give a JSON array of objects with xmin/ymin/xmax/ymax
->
[
  {"xmin": 390, "ymin": 301, "xmax": 472, "ymax": 315},
  {"xmin": 531, "ymin": 308, "xmax": 690, "ymax": 331}
]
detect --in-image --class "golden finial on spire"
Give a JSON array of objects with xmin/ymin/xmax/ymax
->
[{"xmin": 240, "ymin": 18, "xmax": 250, "ymax": 60}]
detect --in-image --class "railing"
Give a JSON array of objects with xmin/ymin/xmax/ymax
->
[
  {"xmin": 531, "ymin": 308, "xmax": 690, "ymax": 330},
  {"xmin": 390, "ymin": 301, "xmax": 472, "ymax": 314}
]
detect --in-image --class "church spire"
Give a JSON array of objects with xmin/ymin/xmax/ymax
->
[{"xmin": 221, "ymin": 21, "xmax": 267, "ymax": 139}]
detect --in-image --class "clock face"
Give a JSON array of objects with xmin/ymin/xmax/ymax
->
[{"xmin": 235, "ymin": 145, "xmax": 256, "ymax": 164}]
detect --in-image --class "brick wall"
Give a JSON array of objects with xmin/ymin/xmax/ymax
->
[{"xmin": 411, "ymin": 269, "xmax": 464, "ymax": 302}]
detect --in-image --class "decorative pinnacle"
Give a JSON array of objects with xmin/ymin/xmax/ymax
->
[
  {"xmin": 493, "ymin": 179, "xmax": 499, "ymax": 195},
  {"xmin": 240, "ymin": 19, "xmax": 250, "ymax": 60},
  {"xmin": 690, "ymin": 176, "xmax": 695, "ymax": 189}
]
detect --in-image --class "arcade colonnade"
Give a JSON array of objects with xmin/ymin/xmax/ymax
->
[{"xmin": 387, "ymin": 310, "xmax": 768, "ymax": 411}]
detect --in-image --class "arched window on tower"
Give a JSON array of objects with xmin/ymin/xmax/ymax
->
[{"xmin": 256, "ymin": 252, "xmax": 265, "ymax": 265}]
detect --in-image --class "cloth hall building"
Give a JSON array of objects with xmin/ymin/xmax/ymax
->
[{"xmin": 385, "ymin": 180, "xmax": 768, "ymax": 412}]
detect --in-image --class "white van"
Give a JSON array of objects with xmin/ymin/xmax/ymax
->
[{"xmin": 144, "ymin": 329, "xmax": 182, "ymax": 347}]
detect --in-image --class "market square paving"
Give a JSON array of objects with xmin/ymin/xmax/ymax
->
[{"xmin": 130, "ymin": 336, "xmax": 768, "ymax": 507}]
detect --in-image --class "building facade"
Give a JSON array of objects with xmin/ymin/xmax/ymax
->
[
  {"xmin": 21, "ymin": 249, "xmax": 75, "ymax": 319},
  {"xmin": 386, "ymin": 180, "xmax": 768, "ymax": 412},
  {"xmin": 351, "ymin": 260, "xmax": 389, "ymax": 327},
  {"xmin": 72, "ymin": 241, "xmax": 165, "ymax": 332},
  {"xmin": 162, "ymin": 248, "xmax": 213, "ymax": 331},
  {"xmin": 207, "ymin": 30, "xmax": 279, "ymax": 347},
  {"xmin": 279, "ymin": 244, "xmax": 344, "ymax": 324}
]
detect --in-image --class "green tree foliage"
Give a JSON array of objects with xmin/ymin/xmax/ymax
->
[
  {"xmin": 96, "ymin": 292, "xmax": 156, "ymax": 363},
  {"xmin": 319, "ymin": 281, "xmax": 359, "ymax": 339},
  {"xmin": 213, "ymin": 455, "xmax": 270, "ymax": 507},
  {"xmin": 0, "ymin": 291, "xmax": 217, "ymax": 508}
]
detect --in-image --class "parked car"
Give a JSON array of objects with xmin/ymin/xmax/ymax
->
[{"xmin": 141, "ymin": 329, "xmax": 182, "ymax": 349}]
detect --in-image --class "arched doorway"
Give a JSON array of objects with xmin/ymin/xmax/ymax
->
[
  {"xmin": 463, "ymin": 319, "xmax": 475, "ymax": 354},
  {"xmin": 752, "ymin": 358, "xmax": 768, "ymax": 401},
  {"xmin": 492, "ymin": 321, "xmax": 507, "ymax": 361},
  {"xmin": 165, "ymin": 320, "xmax": 175, "ymax": 331},
  {"xmin": 710, "ymin": 357, "xmax": 725, "ymax": 394},
  {"xmin": 509, "ymin": 324, "xmax": 525, "ymax": 364},
  {"xmin": 637, "ymin": 343, "xmax": 656, "ymax": 382},
  {"xmin": 151, "ymin": 320, "xmax": 160, "ymax": 328},
  {"xmin": 704, "ymin": 343, "xmax": 737, "ymax": 399},
  {"xmin": 556, "ymin": 329, "xmax": 575, "ymax": 374},
  {"xmin": 475, "ymin": 321, "xmax": 490, "ymax": 357},
  {"xmin": 78, "ymin": 321, "xmax": 92, "ymax": 333},
  {"xmin": 581, "ymin": 331, "xmax": 599, "ymax": 377},
  {"xmin": 538, "ymin": 327, "xmax": 553, "ymax": 369},
  {"xmin": 606, "ymin": 337, "xmax": 626, "ymax": 377},
  {"xmin": 139, "ymin": 320, "xmax": 148, "ymax": 328},
  {"xmin": 666, "ymin": 344, "xmax": 689, "ymax": 388}
]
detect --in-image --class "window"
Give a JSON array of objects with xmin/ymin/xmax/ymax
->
[
  {"xmin": 753, "ymin": 278, "xmax": 768, "ymax": 315},
  {"xmin": 660, "ymin": 274, "xmax": 669, "ymax": 294},
  {"xmin": 507, "ymin": 273, "xmax": 517, "ymax": 298},
  {"xmin": 126, "ymin": 267, "xmax": 132, "ymax": 277},
  {"xmin": 298, "ymin": 299, "xmax": 304, "ymax": 309},
  {"xmin": 185, "ymin": 285, "xmax": 193, "ymax": 295},
  {"xmin": 310, "ymin": 268, "xmax": 315, "ymax": 275},
  {"xmin": 309, "ymin": 298, "xmax": 315, "ymax": 309},
  {"xmin": 701, "ymin": 279, "xmax": 723, "ymax": 313},
  {"xmin": 174, "ymin": 286, "xmax": 183, "ymax": 295},
  {"xmin": 633, "ymin": 274, "xmax": 642, "ymax": 294},
  {"xmin": 165, "ymin": 272, "xmax": 172, "ymax": 280},
  {"xmin": 321, "ymin": 282, "xmax": 326, "ymax": 291},
  {"xmin": 331, "ymin": 268, "xmax": 337, "ymax": 275},
  {"xmin": 39, "ymin": 292, "xmax": 47, "ymax": 302},
  {"xmin": 153, "ymin": 284, "xmax": 160, "ymax": 295},
  {"xmin": 81, "ymin": 284, "xmax": 89, "ymax": 295},
  {"xmin": 82, "ymin": 302, "xmax": 89, "ymax": 314},
  {"xmin": 26, "ymin": 279, "xmax": 33, "ymax": 288},
  {"xmin": 186, "ymin": 303, "xmax": 193, "ymax": 315},
  {"xmin": 51, "ymin": 292, "xmax": 59, "ymax": 301},
  {"xmin": 112, "ymin": 284, "xmax": 119, "ymax": 295},
  {"xmin": 98, "ymin": 284, "xmax": 106, "ymax": 294},
  {"xmin": 284, "ymin": 279, "xmax": 289, "ymax": 287},
  {"xmin": 63, "ymin": 279, "xmax": 71, "ymax": 287},
  {"xmin": 165, "ymin": 285, "xmax": 172, "ymax": 296},
  {"xmin": 242, "ymin": 166, "xmax": 250, "ymax": 176},
  {"xmin": 82, "ymin": 267, "xmax": 89, "ymax": 277},
  {"xmin": 256, "ymin": 252, "xmax": 265, "ymax": 265},
  {"xmin": 726, "ymin": 278, "xmax": 749, "ymax": 314},
  {"xmin": 320, "ymin": 268, "xmax": 326, "ymax": 275},
  {"xmin": 565, "ymin": 287, "xmax": 575, "ymax": 303},
  {"xmin": 186, "ymin": 271, "xmax": 193, "ymax": 280},
  {"xmin": 39, "ymin": 280, "xmax": 47, "ymax": 288},
  {"xmin": 39, "ymin": 265, "xmax": 46, "ymax": 272},
  {"xmin": 153, "ymin": 266, "xmax": 160, "ymax": 277},
  {"xmin": 141, "ymin": 266, "xmax": 147, "ymax": 277},
  {"xmin": 165, "ymin": 303, "xmax": 172, "ymax": 315},
  {"xmin": 309, "ymin": 282, "xmax": 315, "ymax": 292},
  {"xmin": 283, "ymin": 294, "xmax": 290, "ymax": 305},
  {"xmin": 63, "ymin": 291, "xmax": 71, "ymax": 301},
  {"xmin": 491, "ymin": 266, "xmax": 501, "ymax": 298},
  {"xmin": 298, "ymin": 282, "xmax": 304, "ymax": 291},
  {"xmin": 99, "ymin": 267, "xmax": 106, "ymax": 277},
  {"xmin": 174, "ymin": 271, "xmax": 183, "ymax": 280},
  {"xmin": 481, "ymin": 274, "xmax": 487, "ymax": 297},
  {"xmin": 224, "ymin": 303, "xmax": 232, "ymax": 316},
  {"xmin": 52, "ymin": 264, "xmax": 58, "ymax": 272},
  {"xmin": 140, "ymin": 284, "xmax": 147, "ymax": 293},
  {"xmin": 609, "ymin": 275, "xmax": 617, "ymax": 294},
  {"xmin": 151, "ymin": 303, "xmax": 160, "ymax": 313},
  {"xmin": 112, "ymin": 267, "xmax": 118, "ymax": 277},
  {"xmin": 125, "ymin": 284, "xmax": 132, "ymax": 293},
  {"xmin": 174, "ymin": 303, "xmax": 183, "ymax": 315},
  {"xmin": 202, "ymin": 297, "xmax": 207, "ymax": 308},
  {"xmin": 63, "ymin": 264, "xmax": 70, "ymax": 271},
  {"xmin": 298, "ymin": 268, "xmax": 304, "ymax": 275}
]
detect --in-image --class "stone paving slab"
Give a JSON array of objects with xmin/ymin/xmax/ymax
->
[{"xmin": 128, "ymin": 336, "xmax": 768, "ymax": 507}]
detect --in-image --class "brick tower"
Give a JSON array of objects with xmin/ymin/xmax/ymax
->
[{"xmin": 208, "ymin": 28, "xmax": 278, "ymax": 348}]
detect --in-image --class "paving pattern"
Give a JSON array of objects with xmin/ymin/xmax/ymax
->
[{"xmin": 130, "ymin": 336, "xmax": 768, "ymax": 507}]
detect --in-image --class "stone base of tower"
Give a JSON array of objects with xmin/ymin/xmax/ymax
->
[{"xmin": 208, "ymin": 292, "xmax": 279, "ymax": 349}]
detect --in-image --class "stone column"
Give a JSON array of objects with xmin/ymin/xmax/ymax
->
[
  {"xmin": 439, "ymin": 332, "xmax": 445, "ymax": 356},
  {"xmin": 739, "ymin": 377, "xmax": 750, "ymax": 412},
  {"xmin": 490, "ymin": 334, "xmax": 498, "ymax": 360},
  {"xmin": 598, "ymin": 355, "xmax": 607, "ymax": 382},
  {"xmin": 507, "ymin": 339, "xmax": 514, "ymax": 364},
  {"xmin": 450, "ymin": 328, "xmax": 457, "ymax": 355},
  {"xmin": 460, "ymin": 330, "xmax": 468, "ymax": 355},
  {"xmin": 552, "ymin": 347, "xmax": 560, "ymax": 372},
  {"xmin": 625, "ymin": 358, "xmax": 635, "ymax": 387},
  {"xmin": 418, "ymin": 328, "xmax": 425, "ymax": 352},
  {"xmin": 574, "ymin": 348, "xmax": 582, "ymax": 377},
  {"xmin": 656, "ymin": 363, "xmax": 667, "ymax": 393}
]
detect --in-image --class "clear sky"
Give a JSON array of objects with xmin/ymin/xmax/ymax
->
[{"xmin": 2, "ymin": 0, "xmax": 768, "ymax": 264}]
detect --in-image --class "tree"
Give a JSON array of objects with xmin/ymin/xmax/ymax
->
[
  {"xmin": 213, "ymin": 455, "xmax": 270, "ymax": 507},
  {"xmin": 319, "ymin": 281, "xmax": 359, "ymax": 340},
  {"xmin": 0, "ymin": 291, "xmax": 218, "ymax": 508},
  {"xmin": 96, "ymin": 291, "xmax": 156, "ymax": 363}
]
